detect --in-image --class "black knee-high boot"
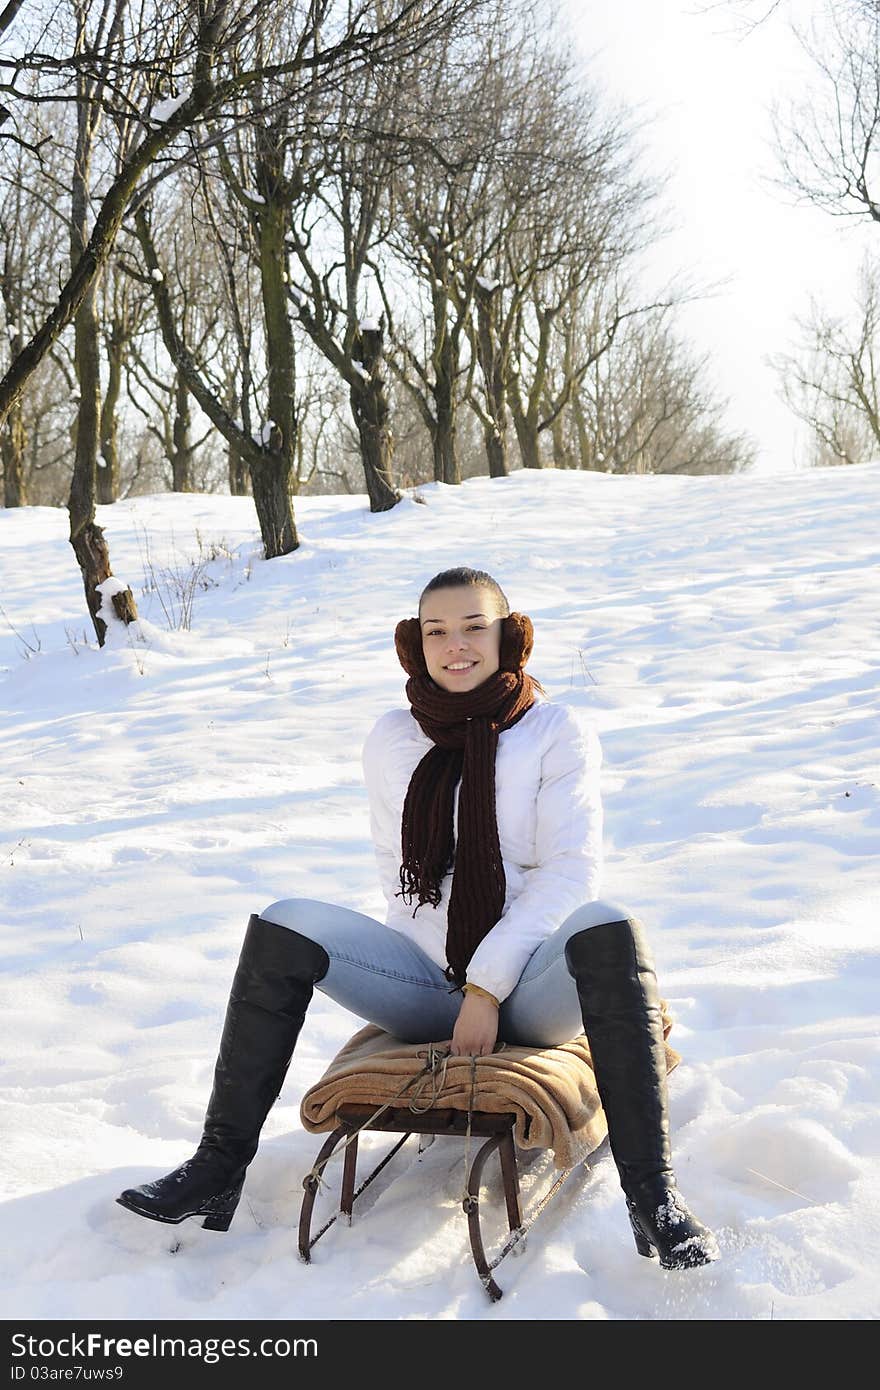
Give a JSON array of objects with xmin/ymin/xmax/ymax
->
[
  {"xmin": 116, "ymin": 914, "xmax": 329, "ymax": 1231},
  {"xmin": 565, "ymin": 918, "xmax": 719, "ymax": 1269}
]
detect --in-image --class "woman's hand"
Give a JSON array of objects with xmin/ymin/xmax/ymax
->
[{"xmin": 441, "ymin": 993, "xmax": 499, "ymax": 1057}]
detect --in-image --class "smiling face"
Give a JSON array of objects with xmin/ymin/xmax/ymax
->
[{"xmin": 419, "ymin": 585, "xmax": 504, "ymax": 693}]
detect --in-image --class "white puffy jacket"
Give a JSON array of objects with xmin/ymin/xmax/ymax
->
[{"xmin": 361, "ymin": 693, "xmax": 604, "ymax": 1002}]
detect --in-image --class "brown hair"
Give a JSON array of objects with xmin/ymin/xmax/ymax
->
[{"xmin": 418, "ymin": 567, "xmax": 510, "ymax": 619}]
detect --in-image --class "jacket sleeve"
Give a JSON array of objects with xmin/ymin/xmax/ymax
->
[
  {"xmin": 361, "ymin": 710, "xmax": 405, "ymax": 914},
  {"xmin": 464, "ymin": 707, "xmax": 604, "ymax": 1003}
]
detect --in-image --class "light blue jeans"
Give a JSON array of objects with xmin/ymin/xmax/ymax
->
[{"xmin": 260, "ymin": 897, "xmax": 633, "ymax": 1047}]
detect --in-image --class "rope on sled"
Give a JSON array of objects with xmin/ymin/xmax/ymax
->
[
  {"xmin": 301, "ymin": 1040, "xmax": 503, "ymax": 1195},
  {"xmin": 302, "ymin": 1042, "xmax": 454, "ymax": 1193}
]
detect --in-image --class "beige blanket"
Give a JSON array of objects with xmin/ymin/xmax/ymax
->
[{"xmin": 300, "ymin": 1009, "xmax": 680, "ymax": 1171}]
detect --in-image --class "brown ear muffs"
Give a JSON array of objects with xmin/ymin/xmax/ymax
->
[
  {"xmin": 499, "ymin": 612, "xmax": 534, "ymax": 672},
  {"xmin": 394, "ymin": 612, "xmax": 534, "ymax": 677},
  {"xmin": 394, "ymin": 617, "xmax": 428, "ymax": 677}
]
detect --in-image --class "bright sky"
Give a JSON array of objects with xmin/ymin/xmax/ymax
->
[{"xmin": 564, "ymin": 0, "xmax": 876, "ymax": 473}]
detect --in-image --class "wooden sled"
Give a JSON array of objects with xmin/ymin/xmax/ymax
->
[{"xmin": 298, "ymin": 1101, "xmax": 608, "ymax": 1302}]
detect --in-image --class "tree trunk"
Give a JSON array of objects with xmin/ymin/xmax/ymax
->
[
  {"xmin": 2, "ymin": 399, "xmax": 27, "ymax": 506},
  {"xmin": 67, "ymin": 64, "xmax": 136, "ymax": 644},
  {"xmin": 474, "ymin": 283, "xmax": 509, "ymax": 478},
  {"xmin": 427, "ymin": 270, "xmax": 460, "ymax": 485},
  {"xmin": 433, "ymin": 346, "xmax": 459, "ymax": 485},
  {"xmin": 68, "ymin": 516, "xmax": 139, "ymax": 642},
  {"xmin": 572, "ymin": 388, "xmax": 600, "ymax": 470},
  {"xmin": 432, "ymin": 411, "xmax": 458, "ymax": 484},
  {"xmin": 550, "ymin": 412, "xmax": 573, "ymax": 468},
  {"xmin": 250, "ymin": 453, "xmax": 296, "ymax": 555},
  {"xmin": 254, "ymin": 146, "xmax": 298, "ymax": 548},
  {"xmin": 170, "ymin": 367, "xmax": 193, "ymax": 491},
  {"xmin": 510, "ymin": 303, "xmax": 555, "ymax": 470},
  {"xmin": 350, "ymin": 323, "xmax": 399, "ymax": 510},
  {"xmin": 73, "ymin": 286, "xmax": 102, "ymax": 509},
  {"xmin": 512, "ymin": 410, "xmax": 543, "ymax": 470},
  {"xmin": 0, "ymin": 276, "xmax": 27, "ymax": 503},
  {"xmin": 226, "ymin": 374, "xmax": 250, "ymax": 495},
  {"xmin": 70, "ymin": 287, "xmax": 136, "ymax": 642},
  {"xmin": 98, "ymin": 325, "xmax": 122, "ymax": 503},
  {"xmin": 481, "ymin": 420, "xmax": 506, "ymax": 478},
  {"xmin": 228, "ymin": 439, "xmax": 248, "ymax": 494}
]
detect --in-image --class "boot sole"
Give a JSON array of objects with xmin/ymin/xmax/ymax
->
[
  {"xmin": 116, "ymin": 1194, "xmax": 192, "ymax": 1225},
  {"xmin": 115, "ymin": 1193, "xmax": 236, "ymax": 1231}
]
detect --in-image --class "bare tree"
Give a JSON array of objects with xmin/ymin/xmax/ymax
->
[
  {"xmin": 771, "ymin": 256, "xmax": 880, "ymax": 464},
  {"xmin": 67, "ymin": 0, "xmax": 139, "ymax": 641},
  {"xmin": 739, "ymin": 2, "xmax": 880, "ymax": 461},
  {"xmin": 281, "ymin": 41, "xmax": 420, "ymax": 510},
  {"xmin": 119, "ymin": 170, "xmax": 231, "ymax": 493},
  {"xmin": 202, "ymin": 29, "xmax": 304, "ymax": 537},
  {"xmin": 379, "ymin": 6, "xmax": 548, "ymax": 486},
  {"xmin": 465, "ymin": 42, "xmax": 660, "ymax": 475},
  {"xmin": 770, "ymin": 1, "xmax": 880, "ymax": 224},
  {"xmin": 457, "ymin": 35, "xmax": 615, "ymax": 478},
  {"xmin": 190, "ymin": 156, "xmax": 260, "ymax": 496},
  {"xmin": 571, "ymin": 300, "xmax": 755, "ymax": 475}
]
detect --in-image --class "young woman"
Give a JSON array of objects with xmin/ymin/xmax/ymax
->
[{"xmin": 117, "ymin": 567, "xmax": 719, "ymax": 1270}]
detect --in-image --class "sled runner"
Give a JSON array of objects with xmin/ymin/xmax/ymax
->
[
  {"xmin": 294, "ymin": 1021, "xmax": 680, "ymax": 1301},
  {"xmin": 298, "ymin": 1098, "xmax": 610, "ymax": 1301}
]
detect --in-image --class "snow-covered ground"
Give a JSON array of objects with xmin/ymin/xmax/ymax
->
[{"xmin": 1, "ymin": 464, "xmax": 878, "ymax": 1321}]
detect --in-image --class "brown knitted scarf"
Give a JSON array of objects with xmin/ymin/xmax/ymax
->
[{"xmin": 393, "ymin": 612, "xmax": 538, "ymax": 988}]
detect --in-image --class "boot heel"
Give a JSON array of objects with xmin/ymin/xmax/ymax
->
[
  {"xmin": 628, "ymin": 1209, "xmax": 656, "ymax": 1259},
  {"xmin": 200, "ymin": 1177, "xmax": 243, "ymax": 1232},
  {"xmin": 202, "ymin": 1208, "xmax": 235, "ymax": 1232}
]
